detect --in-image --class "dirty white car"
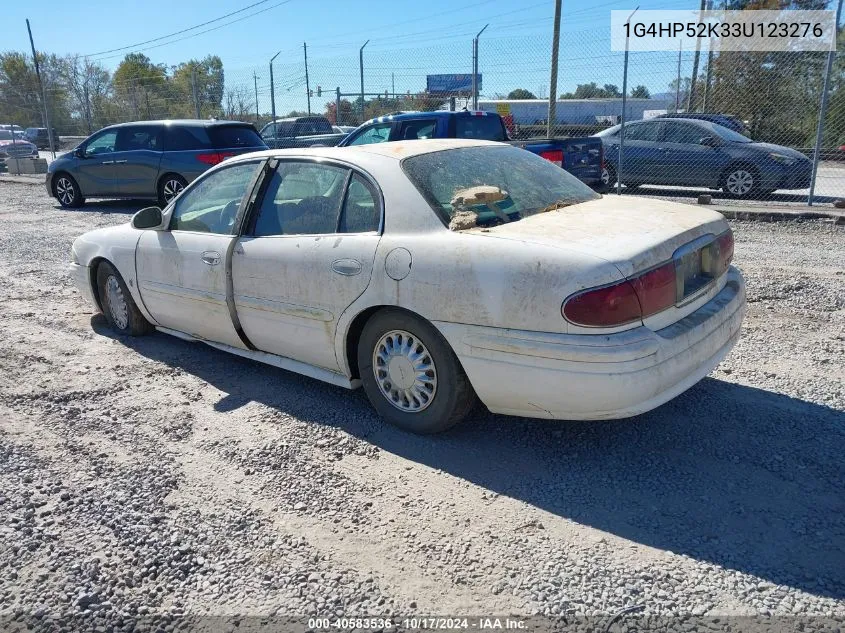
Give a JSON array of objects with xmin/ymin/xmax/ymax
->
[{"xmin": 70, "ymin": 139, "xmax": 746, "ymax": 433}]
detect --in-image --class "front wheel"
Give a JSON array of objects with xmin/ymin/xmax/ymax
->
[
  {"xmin": 53, "ymin": 174, "xmax": 84, "ymax": 208},
  {"xmin": 358, "ymin": 310, "xmax": 476, "ymax": 434},
  {"xmin": 96, "ymin": 261, "xmax": 153, "ymax": 336}
]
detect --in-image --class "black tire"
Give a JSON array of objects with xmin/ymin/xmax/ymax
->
[
  {"xmin": 601, "ymin": 164, "xmax": 616, "ymax": 191},
  {"xmin": 358, "ymin": 309, "xmax": 477, "ymax": 434},
  {"xmin": 96, "ymin": 261, "xmax": 153, "ymax": 336},
  {"xmin": 53, "ymin": 173, "xmax": 84, "ymax": 208},
  {"xmin": 721, "ymin": 164, "xmax": 760, "ymax": 199},
  {"xmin": 157, "ymin": 174, "xmax": 188, "ymax": 207}
]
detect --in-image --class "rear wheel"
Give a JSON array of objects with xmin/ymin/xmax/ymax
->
[
  {"xmin": 358, "ymin": 309, "xmax": 476, "ymax": 434},
  {"xmin": 601, "ymin": 164, "xmax": 616, "ymax": 190},
  {"xmin": 158, "ymin": 174, "xmax": 187, "ymax": 207},
  {"xmin": 96, "ymin": 261, "xmax": 153, "ymax": 336},
  {"xmin": 53, "ymin": 173, "xmax": 84, "ymax": 208}
]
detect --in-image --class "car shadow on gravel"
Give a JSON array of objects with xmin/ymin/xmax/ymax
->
[
  {"xmin": 54, "ymin": 199, "xmax": 151, "ymax": 214},
  {"xmin": 98, "ymin": 319, "xmax": 845, "ymax": 600}
]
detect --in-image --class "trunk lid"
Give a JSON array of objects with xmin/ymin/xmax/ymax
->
[{"xmin": 462, "ymin": 195, "xmax": 728, "ymax": 277}]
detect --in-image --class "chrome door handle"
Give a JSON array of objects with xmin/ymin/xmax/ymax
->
[
  {"xmin": 114, "ymin": 160, "xmax": 127, "ymax": 164},
  {"xmin": 101, "ymin": 160, "xmax": 114, "ymax": 165},
  {"xmin": 201, "ymin": 251, "xmax": 221, "ymax": 266},
  {"xmin": 331, "ymin": 258, "xmax": 362, "ymax": 276}
]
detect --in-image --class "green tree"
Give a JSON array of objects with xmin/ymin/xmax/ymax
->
[
  {"xmin": 630, "ymin": 85, "xmax": 651, "ymax": 99},
  {"xmin": 171, "ymin": 55, "xmax": 224, "ymax": 118},
  {"xmin": 112, "ymin": 53, "xmax": 168, "ymax": 120},
  {"xmin": 507, "ymin": 88, "xmax": 536, "ymax": 99}
]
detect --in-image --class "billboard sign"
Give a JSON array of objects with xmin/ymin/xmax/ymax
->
[{"xmin": 426, "ymin": 74, "xmax": 482, "ymax": 94}]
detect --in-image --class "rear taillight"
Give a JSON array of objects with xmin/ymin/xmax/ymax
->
[
  {"xmin": 539, "ymin": 149, "xmax": 563, "ymax": 166},
  {"xmin": 563, "ymin": 262, "xmax": 677, "ymax": 327},
  {"xmin": 630, "ymin": 261, "xmax": 676, "ymax": 318},
  {"xmin": 196, "ymin": 151, "xmax": 237, "ymax": 165},
  {"xmin": 562, "ymin": 280, "xmax": 642, "ymax": 327}
]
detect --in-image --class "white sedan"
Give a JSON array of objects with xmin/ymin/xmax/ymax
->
[{"xmin": 70, "ymin": 139, "xmax": 746, "ymax": 433}]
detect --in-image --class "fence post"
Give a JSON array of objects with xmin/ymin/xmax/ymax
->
[
  {"xmin": 254, "ymin": 72, "xmax": 260, "ymax": 123},
  {"xmin": 359, "ymin": 40, "xmax": 369, "ymax": 123},
  {"xmin": 304, "ymin": 42, "xmax": 311, "ymax": 116},
  {"xmin": 808, "ymin": 0, "xmax": 842, "ymax": 206},
  {"xmin": 547, "ymin": 0, "xmax": 562, "ymax": 138},
  {"xmin": 472, "ymin": 24, "xmax": 488, "ymax": 110},
  {"xmin": 617, "ymin": 7, "xmax": 638, "ymax": 196}
]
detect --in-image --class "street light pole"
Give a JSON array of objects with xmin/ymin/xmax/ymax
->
[
  {"xmin": 26, "ymin": 19, "xmax": 55, "ymax": 158},
  {"xmin": 359, "ymin": 40, "xmax": 369, "ymax": 123},
  {"xmin": 269, "ymin": 50, "xmax": 281, "ymax": 125},
  {"xmin": 472, "ymin": 24, "xmax": 488, "ymax": 110}
]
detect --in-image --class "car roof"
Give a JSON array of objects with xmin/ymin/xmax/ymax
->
[
  {"xmin": 361, "ymin": 110, "xmax": 497, "ymax": 126},
  {"xmin": 225, "ymin": 138, "xmax": 502, "ymax": 164},
  {"xmin": 103, "ymin": 119, "xmax": 254, "ymax": 129}
]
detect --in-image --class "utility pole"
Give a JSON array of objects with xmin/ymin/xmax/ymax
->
[
  {"xmin": 675, "ymin": 41, "xmax": 683, "ymax": 112},
  {"xmin": 335, "ymin": 87, "xmax": 341, "ymax": 126},
  {"xmin": 253, "ymin": 72, "xmax": 260, "ymax": 123},
  {"xmin": 270, "ymin": 50, "xmax": 281, "ymax": 124},
  {"xmin": 359, "ymin": 40, "xmax": 369, "ymax": 122},
  {"xmin": 472, "ymin": 24, "xmax": 488, "ymax": 110},
  {"xmin": 686, "ymin": 0, "xmax": 706, "ymax": 112},
  {"xmin": 808, "ymin": 0, "xmax": 843, "ymax": 205},
  {"xmin": 303, "ymin": 42, "xmax": 311, "ymax": 115},
  {"xmin": 617, "ymin": 7, "xmax": 638, "ymax": 196},
  {"xmin": 547, "ymin": 0, "xmax": 562, "ymax": 138},
  {"xmin": 191, "ymin": 67, "xmax": 200, "ymax": 118},
  {"xmin": 392, "ymin": 73, "xmax": 395, "ymax": 100},
  {"xmin": 26, "ymin": 19, "xmax": 55, "ymax": 158}
]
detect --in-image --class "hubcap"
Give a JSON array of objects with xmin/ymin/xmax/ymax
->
[
  {"xmin": 726, "ymin": 170, "xmax": 753, "ymax": 195},
  {"xmin": 56, "ymin": 178, "xmax": 74, "ymax": 205},
  {"xmin": 105, "ymin": 275, "xmax": 129, "ymax": 330},
  {"xmin": 163, "ymin": 179, "xmax": 184, "ymax": 202},
  {"xmin": 373, "ymin": 330, "xmax": 437, "ymax": 413}
]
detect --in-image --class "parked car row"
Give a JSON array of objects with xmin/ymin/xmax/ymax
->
[{"xmin": 0, "ymin": 129, "xmax": 39, "ymax": 160}]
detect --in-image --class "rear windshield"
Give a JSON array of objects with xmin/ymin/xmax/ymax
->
[
  {"xmin": 209, "ymin": 125, "xmax": 265, "ymax": 149},
  {"xmin": 454, "ymin": 115, "xmax": 506, "ymax": 141},
  {"xmin": 402, "ymin": 145, "xmax": 600, "ymax": 228}
]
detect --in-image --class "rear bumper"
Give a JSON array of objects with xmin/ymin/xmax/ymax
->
[{"xmin": 435, "ymin": 266, "xmax": 746, "ymax": 420}]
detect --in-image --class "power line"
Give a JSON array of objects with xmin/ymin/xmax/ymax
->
[
  {"xmin": 89, "ymin": 0, "xmax": 296, "ymax": 61},
  {"xmin": 85, "ymin": 0, "xmax": 275, "ymax": 57}
]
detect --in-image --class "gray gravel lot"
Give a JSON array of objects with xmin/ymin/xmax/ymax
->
[{"xmin": 0, "ymin": 181, "xmax": 843, "ymax": 630}]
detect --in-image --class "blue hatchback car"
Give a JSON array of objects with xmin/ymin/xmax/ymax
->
[{"xmin": 595, "ymin": 118, "xmax": 812, "ymax": 198}]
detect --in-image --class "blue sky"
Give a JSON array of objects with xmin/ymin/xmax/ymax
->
[{"xmin": 6, "ymin": 0, "xmax": 830, "ymax": 115}]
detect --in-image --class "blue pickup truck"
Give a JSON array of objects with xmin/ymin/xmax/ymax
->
[{"xmin": 337, "ymin": 110, "xmax": 605, "ymax": 189}]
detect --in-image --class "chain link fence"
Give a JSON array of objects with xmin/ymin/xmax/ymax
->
[{"xmin": 1, "ymin": 28, "xmax": 842, "ymax": 204}]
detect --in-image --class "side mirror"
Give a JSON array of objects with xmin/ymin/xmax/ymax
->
[
  {"xmin": 699, "ymin": 136, "xmax": 719, "ymax": 147},
  {"xmin": 131, "ymin": 206, "xmax": 164, "ymax": 230},
  {"xmin": 73, "ymin": 147, "xmax": 86, "ymax": 158}
]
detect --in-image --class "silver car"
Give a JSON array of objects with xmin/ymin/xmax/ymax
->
[{"xmin": 46, "ymin": 120, "xmax": 267, "ymax": 208}]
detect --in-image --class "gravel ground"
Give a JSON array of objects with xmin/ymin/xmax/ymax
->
[{"xmin": 0, "ymin": 181, "xmax": 843, "ymax": 631}]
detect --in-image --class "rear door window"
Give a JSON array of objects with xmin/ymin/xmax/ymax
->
[
  {"xmin": 623, "ymin": 122, "xmax": 661, "ymax": 142},
  {"xmin": 115, "ymin": 126, "xmax": 162, "ymax": 151},
  {"xmin": 454, "ymin": 115, "xmax": 506, "ymax": 141},
  {"xmin": 662, "ymin": 123, "xmax": 707, "ymax": 145},
  {"xmin": 165, "ymin": 126, "xmax": 213, "ymax": 151},
  {"xmin": 398, "ymin": 120, "xmax": 436, "ymax": 140},
  {"xmin": 209, "ymin": 125, "xmax": 264, "ymax": 149}
]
